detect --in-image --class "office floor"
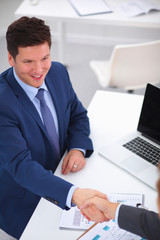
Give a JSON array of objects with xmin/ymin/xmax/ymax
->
[{"xmin": 0, "ymin": 1, "xmax": 146, "ymax": 239}]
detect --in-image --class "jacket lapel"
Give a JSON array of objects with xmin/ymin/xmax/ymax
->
[
  {"xmin": 6, "ymin": 68, "xmax": 65, "ymax": 160},
  {"xmin": 6, "ymin": 69, "xmax": 46, "ymax": 135}
]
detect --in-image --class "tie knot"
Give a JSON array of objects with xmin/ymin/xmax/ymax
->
[{"xmin": 36, "ymin": 88, "xmax": 45, "ymax": 102}]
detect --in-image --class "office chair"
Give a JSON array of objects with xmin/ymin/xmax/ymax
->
[
  {"xmin": 0, "ymin": 29, "xmax": 10, "ymax": 74},
  {"xmin": 90, "ymin": 40, "xmax": 160, "ymax": 92}
]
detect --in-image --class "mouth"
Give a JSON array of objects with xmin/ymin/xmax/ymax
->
[{"xmin": 31, "ymin": 74, "xmax": 43, "ymax": 80}]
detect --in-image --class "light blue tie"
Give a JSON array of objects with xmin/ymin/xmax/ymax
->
[{"xmin": 36, "ymin": 89, "xmax": 60, "ymax": 161}]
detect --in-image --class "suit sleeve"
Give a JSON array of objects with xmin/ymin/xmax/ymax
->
[{"xmin": 118, "ymin": 204, "xmax": 160, "ymax": 240}]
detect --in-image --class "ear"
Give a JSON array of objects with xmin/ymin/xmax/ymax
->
[{"xmin": 8, "ymin": 52, "xmax": 15, "ymax": 67}]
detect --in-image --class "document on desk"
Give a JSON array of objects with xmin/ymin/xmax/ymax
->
[
  {"xmin": 59, "ymin": 206, "xmax": 95, "ymax": 230},
  {"xmin": 59, "ymin": 193, "xmax": 144, "ymax": 230},
  {"xmin": 114, "ymin": 0, "xmax": 160, "ymax": 18},
  {"xmin": 68, "ymin": 0, "xmax": 112, "ymax": 16},
  {"xmin": 77, "ymin": 220, "xmax": 144, "ymax": 240}
]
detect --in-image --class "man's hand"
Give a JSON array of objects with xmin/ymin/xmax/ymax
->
[
  {"xmin": 61, "ymin": 149, "xmax": 86, "ymax": 175},
  {"xmin": 80, "ymin": 196, "xmax": 119, "ymax": 222},
  {"xmin": 72, "ymin": 188, "xmax": 109, "ymax": 223}
]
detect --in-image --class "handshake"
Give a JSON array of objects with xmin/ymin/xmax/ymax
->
[{"xmin": 72, "ymin": 188, "xmax": 119, "ymax": 223}]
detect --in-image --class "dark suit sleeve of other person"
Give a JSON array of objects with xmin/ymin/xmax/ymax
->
[
  {"xmin": 118, "ymin": 204, "xmax": 160, "ymax": 240},
  {"xmin": 0, "ymin": 61, "xmax": 93, "ymax": 239}
]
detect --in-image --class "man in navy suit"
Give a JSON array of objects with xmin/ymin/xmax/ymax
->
[
  {"xmin": 81, "ymin": 165, "xmax": 160, "ymax": 240},
  {"xmin": 0, "ymin": 17, "xmax": 107, "ymax": 239}
]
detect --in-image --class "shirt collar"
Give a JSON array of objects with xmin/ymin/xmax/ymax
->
[{"xmin": 13, "ymin": 68, "xmax": 48, "ymax": 101}]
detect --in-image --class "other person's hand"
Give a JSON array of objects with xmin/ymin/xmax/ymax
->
[{"xmin": 80, "ymin": 196, "xmax": 119, "ymax": 222}]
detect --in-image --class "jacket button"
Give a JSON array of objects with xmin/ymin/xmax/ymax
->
[{"xmin": 54, "ymin": 200, "xmax": 58, "ymax": 205}]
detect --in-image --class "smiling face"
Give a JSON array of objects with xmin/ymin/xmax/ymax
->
[{"xmin": 8, "ymin": 41, "xmax": 51, "ymax": 88}]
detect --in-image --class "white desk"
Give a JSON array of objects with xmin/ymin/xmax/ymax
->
[
  {"xmin": 19, "ymin": 90, "xmax": 158, "ymax": 240},
  {"xmin": 14, "ymin": 0, "xmax": 160, "ymax": 63}
]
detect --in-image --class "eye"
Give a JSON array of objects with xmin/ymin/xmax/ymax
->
[
  {"xmin": 42, "ymin": 57, "xmax": 47, "ymax": 61},
  {"xmin": 42, "ymin": 55, "xmax": 50, "ymax": 61},
  {"xmin": 24, "ymin": 60, "xmax": 32, "ymax": 64}
]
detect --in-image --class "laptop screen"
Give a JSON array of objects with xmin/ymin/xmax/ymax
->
[{"xmin": 137, "ymin": 83, "xmax": 160, "ymax": 144}]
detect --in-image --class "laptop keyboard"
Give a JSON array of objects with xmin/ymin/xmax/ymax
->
[{"xmin": 123, "ymin": 137, "xmax": 160, "ymax": 166}]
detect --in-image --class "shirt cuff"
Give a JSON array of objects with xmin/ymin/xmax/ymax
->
[
  {"xmin": 115, "ymin": 203, "xmax": 123, "ymax": 225},
  {"xmin": 66, "ymin": 185, "xmax": 78, "ymax": 208},
  {"xmin": 71, "ymin": 148, "xmax": 86, "ymax": 157}
]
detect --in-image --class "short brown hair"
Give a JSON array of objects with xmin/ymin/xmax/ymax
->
[{"xmin": 6, "ymin": 16, "xmax": 52, "ymax": 59}]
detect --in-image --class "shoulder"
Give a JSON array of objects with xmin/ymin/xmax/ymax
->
[
  {"xmin": 0, "ymin": 68, "xmax": 12, "ymax": 94},
  {"xmin": 49, "ymin": 61, "xmax": 68, "ymax": 75},
  {"xmin": 47, "ymin": 61, "xmax": 69, "ymax": 81},
  {"xmin": 0, "ymin": 67, "xmax": 13, "ymax": 88},
  {"xmin": 0, "ymin": 68, "xmax": 18, "ymax": 108},
  {"xmin": 0, "ymin": 67, "xmax": 12, "ymax": 80},
  {"xmin": 46, "ymin": 61, "xmax": 71, "ymax": 88}
]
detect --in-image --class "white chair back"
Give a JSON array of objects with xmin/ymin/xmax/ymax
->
[{"xmin": 109, "ymin": 41, "xmax": 160, "ymax": 90}]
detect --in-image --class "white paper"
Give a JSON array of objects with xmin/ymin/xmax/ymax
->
[
  {"xmin": 107, "ymin": 193, "xmax": 144, "ymax": 207},
  {"xmin": 78, "ymin": 220, "xmax": 143, "ymax": 240},
  {"xmin": 59, "ymin": 193, "xmax": 144, "ymax": 230},
  {"xmin": 59, "ymin": 206, "xmax": 94, "ymax": 230},
  {"xmin": 114, "ymin": 0, "xmax": 160, "ymax": 18},
  {"xmin": 68, "ymin": 0, "xmax": 112, "ymax": 16}
]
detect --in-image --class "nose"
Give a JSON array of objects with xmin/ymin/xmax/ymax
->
[{"xmin": 33, "ymin": 62, "xmax": 42, "ymax": 74}]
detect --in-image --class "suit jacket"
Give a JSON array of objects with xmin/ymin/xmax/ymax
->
[
  {"xmin": 0, "ymin": 62, "xmax": 93, "ymax": 239},
  {"xmin": 118, "ymin": 204, "xmax": 160, "ymax": 240}
]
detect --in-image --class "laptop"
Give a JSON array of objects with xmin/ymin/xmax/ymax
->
[{"xmin": 99, "ymin": 83, "xmax": 160, "ymax": 190}]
